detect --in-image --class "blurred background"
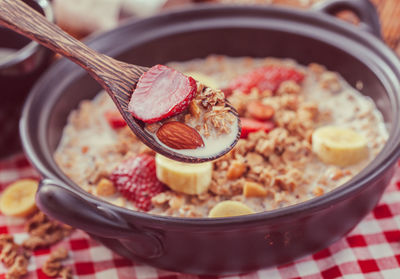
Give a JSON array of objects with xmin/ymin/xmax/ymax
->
[
  {"xmin": 51, "ymin": 0, "xmax": 400, "ymax": 50},
  {"xmin": 0, "ymin": 0, "xmax": 399, "ymax": 158}
]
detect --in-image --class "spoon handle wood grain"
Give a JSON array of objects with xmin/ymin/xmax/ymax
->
[
  {"xmin": 0, "ymin": 0, "xmax": 144, "ymax": 91},
  {"xmin": 0, "ymin": 0, "xmax": 240, "ymax": 163}
]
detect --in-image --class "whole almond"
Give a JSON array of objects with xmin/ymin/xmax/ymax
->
[
  {"xmin": 157, "ymin": 121, "xmax": 204, "ymax": 150},
  {"xmin": 247, "ymin": 101, "xmax": 274, "ymax": 120}
]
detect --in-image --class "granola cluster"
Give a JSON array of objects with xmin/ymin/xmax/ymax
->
[
  {"xmin": 42, "ymin": 247, "xmax": 72, "ymax": 279},
  {"xmin": 0, "ymin": 235, "xmax": 30, "ymax": 279},
  {"xmin": 144, "ymin": 82, "xmax": 236, "ymax": 140},
  {"xmin": 0, "ymin": 211, "xmax": 73, "ymax": 279},
  {"xmin": 23, "ymin": 212, "xmax": 73, "ymax": 250},
  {"xmin": 186, "ymin": 83, "xmax": 235, "ymax": 137}
]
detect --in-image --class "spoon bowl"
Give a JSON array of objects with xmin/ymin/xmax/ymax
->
[{"xmin": 0, "ymin": 0, "xmax": 240, "ymax": 163}]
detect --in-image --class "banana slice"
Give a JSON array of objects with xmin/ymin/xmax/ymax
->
[
  {"xmin": 0, "ymin": 179, "xmax": 39, "ymax": 217},
  {"xmin": 185, "ymin": 72, "xmax": 219, "ymax": 89},
  {"xmin": 155, "ymin": 154, "xmax": 212, "ymax": 195},
  {"xmin": 312, "ymin": 126, "xmax": 368, "ymax": 167},
  {"xmin": 209, "ymin": 200, "xmax": 254, "ymax": 218}
]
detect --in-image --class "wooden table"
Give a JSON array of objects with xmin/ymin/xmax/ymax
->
[
  {"xmin": 372, "ymin": 0, "xmax": 400, "ymax": 53},
  {"xmin": 216, "ymin": 0, "xmax": 400, "ymax": 54},
  {"xmin": 307, "ymin": 0, "xmax": 400, "ymax": 54},
  {"xmin": 281, "ymin": 0, "xmax": 400, "ymax": 53}
]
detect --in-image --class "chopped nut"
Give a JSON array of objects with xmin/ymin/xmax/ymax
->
[
  {"xmin": 330, "ymin": 169, "xmax": 352, "ymax": 181},
  {"xmin": 313, "ymin": 186, "xmax": 324, "ymax": 197},
  {"xmin": 49, "ymin": 247, "xmax": 68, "ymax": 261},
  {"xmin": 331, "ymin": 169, "xmax": 343, "ymax": 181},
  {"xmin": 184, "ymin": 113, "xmax": 191, "ymax": 123},
  {"xmin": 0, "ymin": 242, "xmax": 19, "ymax": 268},
  {"xmin": 0, "ymin": 234, "xmax": 14, "ymax": 248},
  {"xmin": 25, "ymin": 211, "xmax": 47, "ymax": 233},
  {"xmin": 0, "ymin": 235, "xmax": 31, "ymax": 279},
  {"xmin": 243, "ymin": 181, "xmax": 268, "ymax": 197},
  {"xmin": 169, "ymin": 195, "xmax": 184, "ymax": 210},
  {"xmin": 151, "ymin": 191, "xmax": 186, "ymax": 211},
  {"xmin": 139, "ymin": 145, "xmax": 155, "ymax": 156},
  {"xmin": 275, "ymin": 169, "xmax": 303, "ymax": 191},
  {"xmin": 42, "ymin": 247, "xmax": 70, "ymax": 278},
  {"xmin": 320, "ymin": 72, "xmax": 341, "ymax": 93},
  {"xmin": 145, "ymin": 122, "xmax": 161, "ymax": 133},
  {"xmin": 22, "ymin": 236, "xmax": 44, "ymax": 251},
  {"xmin": 279, "ymin": 95, "xmax": 299, "ymax": 111},
  {"xmin": 43, "ymin": 260, "xmax": 62, "ymax": 277},
  {"xmin": 189, "ymin": 100, "xmax": 201, "ymax": 118},
  {"xmin": 96, "ymin": 178, "xmax": 116, "ymax": 197},
  {"xmin": 60, "ymin": 267, "xmax": 73, "ymax": 279},
  {"xmin": 81, "ymin": 146, "xmax": 89, "ymax": 154},
  {"xmin": 6, "ymin": 255, "xmax": 28, "ymax": 279},
  {"xmin": 203, "ymin": 123, "xmax": 210, "ymax": 137},
  {"xmin": 308, "ymin": 63, "xmax": 325, "ymax": 76},
  {"xmin": 209, "ymin": 178, "xmax": 245, "ymax": 196},
  {"xmin": 245, "ymin": 152, "xmax": 264, "ymax": 166},
  {"xmin": 247, "ymin": 101, "xmax": 275, "ymax": 120},
  {"xmin": 277, "ymin": 80, "xmax": 301, "ymax": 95},
  {"xmin": 151, "ymin": 192, "xmax": 171, "ymax": 205},
  {"xmin": 23, "ymin": 212, "xmax": 73, "ymax": 250},
  {"xmin": 226, "ymin": 161, "xmax": 247, "ymax": 180}
]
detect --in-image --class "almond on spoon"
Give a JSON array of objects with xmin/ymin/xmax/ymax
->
[{"xmin": 156, "ymin": 121, "xmax": 204, "ymax": 150}]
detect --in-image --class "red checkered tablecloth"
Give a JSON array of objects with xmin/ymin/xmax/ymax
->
[{"xmin": 1, "ymin": 154, "xmax": 400, "ymax": 279}]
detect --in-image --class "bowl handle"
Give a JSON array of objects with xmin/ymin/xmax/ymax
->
[
  {"xmin": 36, "ymin": 179, "xmax": 164, "ymax": 259},
  {"xmin": 313, "ymin": 0, "xmax": 381, "ymax": 38}
]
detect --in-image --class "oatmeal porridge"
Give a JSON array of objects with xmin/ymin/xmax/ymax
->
[{"xmin": 54, "ymin": 55, "xmax": 388, "ymax": 217}]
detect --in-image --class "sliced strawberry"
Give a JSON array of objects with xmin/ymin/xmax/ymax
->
[
  {"xmin": 104, "ymin": 110, "xmax": 127, "ymax": 129},
  {"xmin": 128, "ymin": 65, "xmax": 197, "ymax": 123},
  {"xmin": 110, "ymin": 154, "xmax": 166, "ymax": 211},
  {"xmin": 240, "ymin": 117, "xmax": 275, "ymax": 138},
  {"xmin": 228, "ymin": 65, "xmax": 304, "ymax": 94}
]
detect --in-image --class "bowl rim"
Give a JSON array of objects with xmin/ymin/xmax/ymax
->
[
  {"xmin": 0, "ymin": 0, "xmax": 53, "ymax": 69},
  {"xmin": 20, "ymin": 3, "xmax": 400, "ymax": 228}
]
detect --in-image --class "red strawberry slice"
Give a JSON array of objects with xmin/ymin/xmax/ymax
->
[
  {"xmin": 104, "ymin": 110, "xmax": 127, "ymax": 129},
  {"xmin": 110, "ymin": 154, "xmax": 166, "ymax": 211},
  {"xmin": 227, "ymin": 65, "xmax": 304, "ymax": 94},
  {"xmin": 240, "ymin": 117, "xmax": 275, "ymax": 138},
  {"xmin": 128, "ymin": 65, "xmax": 197, "ymax": 123}
]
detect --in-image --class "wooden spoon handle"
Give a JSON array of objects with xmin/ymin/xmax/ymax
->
[{"xmin": 0, "ymin": 0, "xmax": 140, "ymax": 88}]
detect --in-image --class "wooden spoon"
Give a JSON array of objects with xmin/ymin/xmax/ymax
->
[{"xmin": 0, "ymin": 0, "xmax": 240, "ymax": 163}]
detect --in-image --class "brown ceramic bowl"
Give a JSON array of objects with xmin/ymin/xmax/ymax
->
[{"xmin": 20, "ymin": 0, "xmax": 400, "ymax": 275}]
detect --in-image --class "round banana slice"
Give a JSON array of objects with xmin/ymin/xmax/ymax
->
[
  {"xmin": 155, "ymin": 154, "xmax": 212, "ymax": 195},
  {"xmin": 0, "ymin": 179, "xmax": 39, "ymax": 217},
  {"xmin": 185, "ymin": 72, "xmax": 219, "ymax": 89},
  {"xmin": 209, "ymin": 200, "xmax": 254, "ymax": 218},
  {"xmin": 312, "ymin": 126, "xmax": 369, "ymax": 167}
]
